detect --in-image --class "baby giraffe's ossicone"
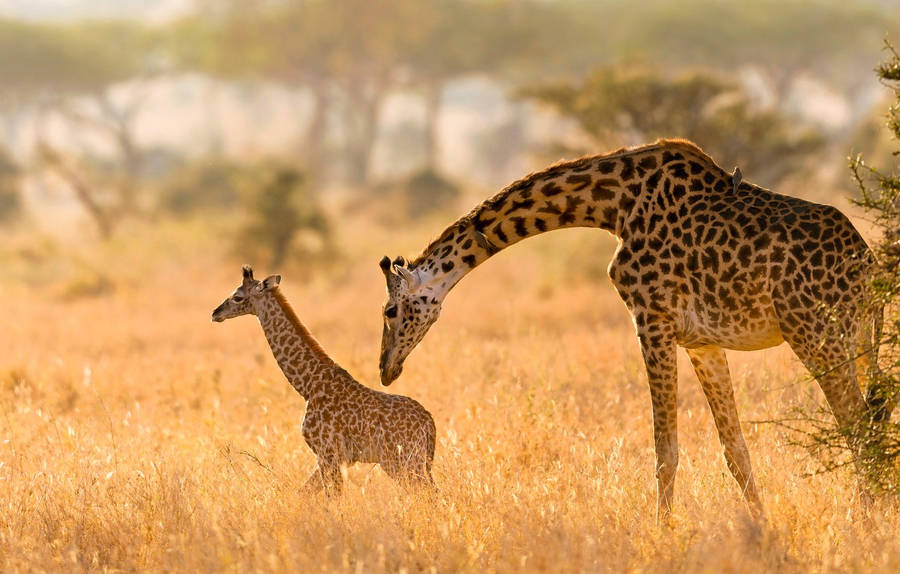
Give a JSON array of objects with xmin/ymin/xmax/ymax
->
[{"xmin": 212, "ymin": 265, "xmax": 436, "ymax": 494}]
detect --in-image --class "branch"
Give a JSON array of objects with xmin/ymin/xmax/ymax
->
[{"xmin": 36, "ymin": 141, "xmax": 113, "ymax": 238}]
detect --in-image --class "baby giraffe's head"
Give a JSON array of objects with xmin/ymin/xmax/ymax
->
[{"xmin": 211, "ymin": 265, "xmax": 281, "ymax": 322}]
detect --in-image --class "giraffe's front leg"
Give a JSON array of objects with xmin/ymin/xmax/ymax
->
[{"xmin": 636, "ymin": 321, "xmax": 679, "ymax": 523}]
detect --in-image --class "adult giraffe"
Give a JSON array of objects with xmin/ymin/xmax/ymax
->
[{"xmin": 378, "ymin": 138, "xmax": 886, "ymax": 519}]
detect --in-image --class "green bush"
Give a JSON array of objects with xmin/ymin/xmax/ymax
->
[
  {"xmin": 791, "ymin": 41, "xmax": 900, "ymax": 492},
  {"xmin": 159, "ymin": 157, "xmax": 244, "ymax": 215},
  {"xmin": 237, "ymin": 164, "xmax": 330, "ymax": 267},
  {"xmin": 852, "ymin": 42, "xmax": 900, "ymax": 429}
]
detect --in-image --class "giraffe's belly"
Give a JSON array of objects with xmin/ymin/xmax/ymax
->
[{"xmin": 675, "ymin": 305, "xmax": 784, "ymax": 351}]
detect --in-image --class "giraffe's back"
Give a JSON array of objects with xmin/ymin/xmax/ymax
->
[
  {"xmin": 302, "ymin": 378, "xmax": 436, "ymax": 473},
  {"xmin": 612, "ymin": 161, "xmax": 874, "ymax": 352}
]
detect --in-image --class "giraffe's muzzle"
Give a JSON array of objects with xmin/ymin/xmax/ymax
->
[
  {"xmin": 380, "ymin": 362, "xmax": 403, "ymax": 386},
  {"xmin": 211, "ymin": 303, "xmax": 227, "ymax": 322}
]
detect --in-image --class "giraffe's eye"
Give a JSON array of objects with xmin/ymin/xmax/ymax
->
[
  {"xmin": 233, "ymin": 296, "xmax": 245, "ymax": 303},
  {"xmin": 384, "ymin": 305, "xmax": 398, "ymax": 319}
]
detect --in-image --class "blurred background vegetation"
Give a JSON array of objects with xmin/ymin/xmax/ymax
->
[{"xmin": 0, "ymin": 0, "xmax": 898, "ymax": 272}]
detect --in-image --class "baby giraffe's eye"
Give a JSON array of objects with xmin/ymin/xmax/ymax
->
[
  {"xmin": 233, "ymin": 296, "xmax": 245, "ymax": 303},
  {"xmin": 384, "ymin": 305, "xmax": 398, "ymax": 319}
]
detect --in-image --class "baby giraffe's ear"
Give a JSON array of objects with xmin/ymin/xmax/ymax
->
[{"xmin": 261, "ymin": 275, "xmax": 282, "ymax": 291}]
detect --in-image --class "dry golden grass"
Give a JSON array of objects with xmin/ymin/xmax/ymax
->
[{"xmin": 2, "ymin": 211, "xmax": 900, "ymax": 573}]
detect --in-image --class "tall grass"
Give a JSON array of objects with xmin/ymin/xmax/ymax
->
[{"xmin": 1, "ymin": 212, "xmax": 899, "ymax": 572}]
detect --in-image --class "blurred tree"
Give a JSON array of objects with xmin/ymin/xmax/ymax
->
[
  {"xmin": 167, "ymin": 4, "xmax": 299, "ymax": 158},
  {"xmin": 404, "ymin": 0, "xmax": 506, "ymax": 172},
  {"xmin": 0, "ymin": 20, "xmax": 143, "ymax": 106},
  {"xmin": 522, "ymin": 66, "xmax": 823, "ymax": 188},
  {"xmin": 238, "ymin": 165, "xmax": 330, "ymax": 266},
  {"xmin": 401, "ymin": 0, "xmax": 603, "ymax": 175},
  {"xmin": 167, "ymin": 0, "xmax": 895, "ymax": 189},
  {"xmin": 0, "ymin": 18, "xmax": 163, "ymax": 236},
  {"xmin": 175, "ymin": 0, "xmax": 589, "ymax": 185},
  {"xmin": 0, "ymin": 146, "xmax": 21, "ymax": 224},
  {"xmin": 607, "ymin": 0, "xmax": 896, "ymax": 103},
  {"xmin": 176, "ymin": 0, "xmax": 430, "ymax": 185},
  {"xmin": 57, "ymin": 22, "xmax": 162, "ymax": 215},
  {"xmin": 403, "ymin": 168, "xmax": 461, "ymax": 218},
  {"xmin": 53, "ymin": 84, "xmax": 155, "ymax": 215},
  {"xmin": 35, "ymin": 142, "xmax": 115, "ymax": 238},
  {"xmin": 471, "ymin": 107, "xmax": 528, "ymax": 181},
  {"xmin": 327, "ymin": 0, "xmax": 431, "ymax": 185}
]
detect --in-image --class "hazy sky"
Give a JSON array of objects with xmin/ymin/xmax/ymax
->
[
  {"xmin": 0, "ymin": 0, "xmax": 190, "ymax": 22},
  {"xmin": 3, "ymin": 0, "xmax": 899, "ymax": 23}
]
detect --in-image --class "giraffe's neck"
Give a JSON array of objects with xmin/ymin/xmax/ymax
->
[
  {"xmin": 255, "ymin": 289, "xmax": 338, "ymax": 400},
  {"xmin": 411, "ymin": 139, "xmax": 717, "ymax": 296}
]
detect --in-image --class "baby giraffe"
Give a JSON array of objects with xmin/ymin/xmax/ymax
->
[{"xmin": 212, "ymin": 265, "xmax": 436, "ymax": 494}]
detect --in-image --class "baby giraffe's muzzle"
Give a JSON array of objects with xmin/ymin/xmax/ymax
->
[{"xmin": 211, "ymin": 303, "xmax": 227, "ymax": 322}]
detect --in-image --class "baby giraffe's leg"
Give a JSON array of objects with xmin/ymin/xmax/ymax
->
[
  {"xmin": 423, "ymin": 460, "xmax": 436, "ymax": 489},
  {"xmin": 321, "ymin": 460, "xmax": 343, "ymax": 496},
  {"xmin": 424, "ymin": 431, "xmax": 437, "ymax": 489},
  {"xmin": 303, "ymin": 458, "xmax": 343, "ymax": 497},
  {"xmin": 412, "ymin": 446, "xmax": 437, "ymax": 490},
  {"xmin": 382, "ymin": 457, "xmax": 421, "ymax": 488},
  {"xmin": 383, "ymin": 454, "xmax": 436, "ymax": 491},
  {"xmin": 403, "ymin": 462, "xmax": 436, "ymax": 489},
  {"xmin": 380, "ymin": 458, "xmax": 406, "ymax": 485},
  {"xmin": 301, "ymin": 465, "xmax": 326, "ymax": 494}
]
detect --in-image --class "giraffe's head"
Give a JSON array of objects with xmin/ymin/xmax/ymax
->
[
  {"xmin": 211, "ymin": 265, "xmax": 281, "ymax": 322},
  {"xmin": 379, "ymin": 255, "xmax": 444, "ymax": 386}
]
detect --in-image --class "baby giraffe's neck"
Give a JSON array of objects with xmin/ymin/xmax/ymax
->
[{"xmin": 254, "ymin": 288, "xmax": 337, "ymax": 400}]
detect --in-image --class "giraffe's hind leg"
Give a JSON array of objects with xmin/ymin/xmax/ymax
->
[
  {"xmin": 773, "ymin": 303, "xmax": 869, "ymax": 442},
  {"xmin": 686, "ymin": 345, "xmax": 762, "ymax": 516}
]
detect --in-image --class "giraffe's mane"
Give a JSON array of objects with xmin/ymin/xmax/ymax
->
[
  {"xmin": 271, "ymin": 287, "xmax": 333, "ymax": 364},
  {"xmin": 653, "ymin": 137, "xmax": 713, "ymax": 160},
  {"xmin": 409, "ymin": 138, "xmax": 713, "ymax": 268}
]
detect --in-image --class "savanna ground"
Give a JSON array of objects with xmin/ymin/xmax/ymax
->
[{"xmin": 2, "ymin": 198, "xmax": 900, "ymax": 573}]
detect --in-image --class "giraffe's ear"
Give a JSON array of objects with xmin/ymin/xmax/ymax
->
[{"xmin": 261, "ymin": 275, "xmax": 281, "ymax": 291}]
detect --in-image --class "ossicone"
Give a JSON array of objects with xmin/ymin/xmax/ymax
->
[{"xmin": 396, "ymin": 265, "xmax": 420, "ymax": 289}]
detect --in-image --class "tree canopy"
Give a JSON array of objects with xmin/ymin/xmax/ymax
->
[
  {"xmin": 0, "ymin": 18, "xmax": 157, "ymax": 107},
  {"xmin": 522, "ymin": 65, "xmax": 823, "ymax": 188}
]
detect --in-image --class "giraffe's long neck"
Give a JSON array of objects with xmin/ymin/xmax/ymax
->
[
  {"xmin": 255, "ymin": 288, "xmax": 338, "ymax": 400},
  {"xmin": 412, "ymin": 141, "xmax": 713, "ymax": 294}
]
